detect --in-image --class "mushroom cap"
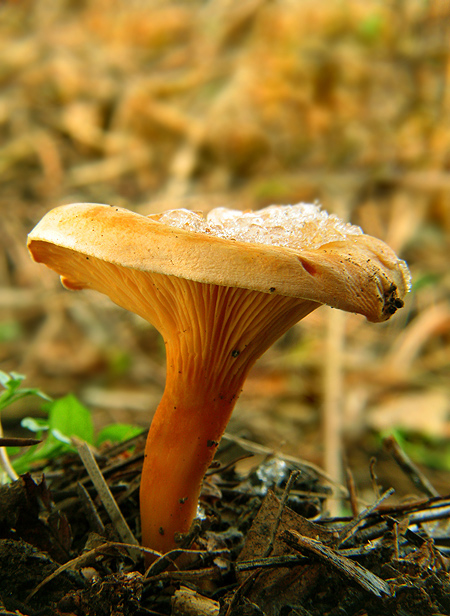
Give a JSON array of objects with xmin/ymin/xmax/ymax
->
[{"xmin": 27, "ymin": 202, "xmax": 410, "ymax": 322}]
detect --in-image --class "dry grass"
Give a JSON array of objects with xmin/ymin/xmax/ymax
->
[{"xmin": 1, "ymin": 0, "xmax": 449, "ymax": 497}]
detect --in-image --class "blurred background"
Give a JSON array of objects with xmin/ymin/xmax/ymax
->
[{"xmin": 1, "ymin": 0, "xmax": 449, "ymax": 501}]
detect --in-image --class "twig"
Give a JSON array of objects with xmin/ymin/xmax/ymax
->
[
  {"xmin": 264, "ymin": 470, "xmax": 300, "ymax": 557},
  {"xmin": 406, "ymin": 502, "xmax": 450, "ymax": 526},
  {"xmin": 145, "ymin": 565, "xmax": 222, "ymax": 583},
  {"xmin": 323, "ymin": 308, "xmax": 346, "ymax": 516},
  {"xmin": 205, "ymin": 452, "xmax": 254, "ymax": 475},
  {"xmin": 344, "ymin": 461, "xmax": 359, "ymax": 518},
  {"xmin": 25, "ymin": 541, "xmax": 154, "ymax": 603},
  {"xmin": 223, "ymin": 569, "xmax": 261, "ymax": 616},
  {"xmin": 75, "ymin": 440, "xmax": 139, "ymax": 559},
  {"xmin": 144, "ymin": 548, "xmax": 230, "ymax": 580},
  {"xmin": 393, "ymin": 521, "xmax": 400, "ymax": 560},
  {"xmin": 283, "ymin": 530, "xmax": 392, "ymax": 598},
  {"xmin": 0, "ymin": 437, "xmax": 41, "ymax": 447},
  {"xmin": 347, "ymin": 499, "xmax": 450, "ymax": 545},
  {"xmin": 76, "ymin": 481, "xmax": 105, "ymax": 535},
  {"xmin": 383, "ymin": 434, "xmax": 439, "ymax": 498},
  {"xmin": 235, "ymin": 554, "xmax": 308, "ymax": 572},
  {"xmin": 144, "ymin": 549, "xmax": 184, "ymax": 578},
  {"xmin": 369, "ymin": 457, "xmax": 380, "ymax": 499},
  {"xmin": 336, "ymin": 488, "xmax": 395, "ymax": 547}
]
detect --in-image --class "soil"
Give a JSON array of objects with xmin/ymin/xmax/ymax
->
[{"xmin": 1, "ymin": 434, "xmax": 450, "ymax": 616}]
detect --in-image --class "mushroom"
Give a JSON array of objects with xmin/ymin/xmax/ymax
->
[{"xmin": 27, "ymin": 202, "xmax": 410, "ymax": 557}]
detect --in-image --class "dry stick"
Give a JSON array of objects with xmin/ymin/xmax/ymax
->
[
  {"xmin": 323, "ymin": 308, "xmax": 346, "ymax": 516},
  {"xmin": 369, "ymin": 457, "xmax": 381, "ymax": 499},
  {"xmin": 336, "ymin": 488, "xmax": 395, "ymax": 548},
  {"xmin": 145, "ymin": 564, "xmax": 223, "ymax": 583},
  {"xmin": 75, "ymin": 440, "xmax": 140, "ymax": 559},
  {"xmin": 205, "ymin": 452, "xmax": 254, "ymax": 476},
  {"xmin": 283, "ymin": 530, "xmax": 392, "ymax": 598},
  {"xmin": 235, "ymin": 554, "xmax": 308, "ymax": 572},
  {"xmin": 383, "ymin": 435, "xmax": 439, "ymax": 498},
  {"xmin": 344, "ymin": 499, "xmax": 450, "ymax": 547},
  {"xmin": 406, "ymin": 502, "xmax": 450, "ymax": 525},
  {"xmin": 143, "ymin": 546, "xmax": 229, "ymax": 580},
  {"xmin": 76, "ymin": 481, "xmax": 105, "ymax": 535},
  {"xmin": 393, "ymin": 521, "xmax": 400, "ymax": 561},
  {"xmin": 25, "ymin": 541, "xmax": 155, "ymax": 604},
  {"xmin": 144, "ymin": 549, "xmax": 185, "ymax": 578},
  {"xmin": 224, "ymin": 570, "xmax": 261, "ymax": 616},
  {"xmin": 322, "ymin": 196, "xmax": 349, "ymax": 517},
  {"xmin": 0, "ymin": 437, "xmax": 41, "ymax": 447},
  {"xmin": 264, "ymin": 470, "xmax": 300, "ymax": 558},
  {"xmin": 344, "ymin": 459, "xmax": 359, "ymax": 518}
]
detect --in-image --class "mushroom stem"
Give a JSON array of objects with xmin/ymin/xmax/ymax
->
[
  {"xmin": 140, "ymin": 281, "xmax": 319, "ymax": 556},
  {"xmin": 139, "ymin": 361, "xmax": 242, "ymax": 556}
]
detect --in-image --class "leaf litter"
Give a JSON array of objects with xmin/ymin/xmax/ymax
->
[{"xmin": 1, "ymin": 432, "xmax": 450, "ymax": 614}]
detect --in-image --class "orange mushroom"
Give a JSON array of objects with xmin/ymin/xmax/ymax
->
[{"xmin": 27, "ymin": 202, "xmax": 410, "ymax": 557}]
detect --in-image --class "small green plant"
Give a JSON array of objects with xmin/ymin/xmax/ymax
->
[
  {"xmin": 0, "ymin": 371, "xmax": 142, "ymax": 480},
  {"xmin": 0, "ymin": 370, "xmax": 51, "ymax": 413},
  {"xmin": 0, "ymin": 370, "xmax": 52, "ymax": 482},
  {"xmin": 10, "ymin": 393, "xmax": 94, "ymax": 475}
]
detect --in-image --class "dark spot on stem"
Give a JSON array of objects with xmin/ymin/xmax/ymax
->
[
  {"xmin": 207, "ymin": 440, "xmax": 218, "ymax": 448},
  {"xmin": 179, "ymin": 497, "xmax": 188, "ymax": 504},
  {"xmin": 159, "ymin": 527, "xmax": 165, "ymax": 535},
  {"xmin": 269, "ymin": 287, "xmax": 276, "ymax": 293},
  {"xmin": 231, "ymin": 349, "xmax": 240, "ymax": 358}
]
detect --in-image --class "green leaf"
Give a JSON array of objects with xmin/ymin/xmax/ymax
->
[
  {"xmin": 0, "ymin": 370, "xmax": 23, "ymax": 388},
  {"xmin": 0, "ymin": 370, "xmax": 51, "ymax": 412},
  {"xmin": 47, "ymin": 394, "xmax": 94, "ymax": 445},
  {"xmin": 21, "ymin": 417, "xmax": 49, "ymax": 433},
  {"xmin": 11, "ymin": 393, "xmax": 94, "ymax": 474},
  {"xmin": 50, "ymin": 428, "xmax": 72, "ymax": 445},
  {"xmin": 96, "ymin": 423, "xmax": 142, "ymax": 447}
]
